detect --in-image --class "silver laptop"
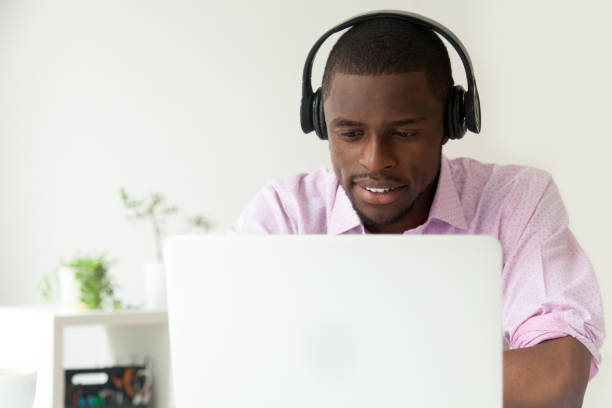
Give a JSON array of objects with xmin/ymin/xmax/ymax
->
[{"xmin": 164, "ymin": 235, "xmax": 502, "ymax": 407}]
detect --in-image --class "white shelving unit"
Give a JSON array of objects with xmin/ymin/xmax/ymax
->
[{"xmin": 0, "ymin": 306, "xmax": 172, "ymax": 408}]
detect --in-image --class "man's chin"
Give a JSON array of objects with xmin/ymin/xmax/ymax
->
[{"xmin": 353, "ymin": 202, "xmax": 416, "ymax": 228}]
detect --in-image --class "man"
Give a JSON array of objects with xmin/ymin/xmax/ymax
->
[{"xmin": 230, "ymin": 15, "xmax": 605, "ymax": 407}]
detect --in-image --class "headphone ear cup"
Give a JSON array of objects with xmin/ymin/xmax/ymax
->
[
  {"xmin": 312, "ymin": 88, "xmax": 328, "ymax": 140},
  {"xmin": 318, "ymin": 92, "xmax": 328, "ymax": 140},
  {"xmin": 445, "ymin": 85, "xmax": 467, "ymax": 140}
]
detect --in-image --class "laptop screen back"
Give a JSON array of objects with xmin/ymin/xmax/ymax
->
[{"xmin": 165, "ymin": 235, "xmax": 502, "ymax": 408}]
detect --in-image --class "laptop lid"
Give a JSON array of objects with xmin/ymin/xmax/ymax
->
[{"xmin": 165, "ymin": 235, "xmax": 502, "ymax": 407}]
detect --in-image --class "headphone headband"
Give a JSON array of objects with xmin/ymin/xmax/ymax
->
[{"xmin": 300, "ymin": 10, "xmax": 481, "ymax": 135}]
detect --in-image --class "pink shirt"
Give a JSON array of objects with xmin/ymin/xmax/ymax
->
[{"xmin": 229, "ymin": 155, "xmax": 605, "ymax": 378}]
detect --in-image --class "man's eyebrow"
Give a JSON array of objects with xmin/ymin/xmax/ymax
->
[
  {"xmin": 332, "ymin": 118, "xmax": 365, "ymax": 127},
  {"xmin": 390, "ymin": 117, "xmax": 427, "ymax": 125},
  {"xmin": 331, "ymin": 117, "xmax": 427, "ymax": 127}
]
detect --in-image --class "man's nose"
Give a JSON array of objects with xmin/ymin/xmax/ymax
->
[{"xmin": 358, "ymin": 135, "xmax": 397, "ymax": 174}]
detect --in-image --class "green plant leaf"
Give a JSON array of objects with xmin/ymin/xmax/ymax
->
[
  {"xmin": 162, "ymin": 206, "xmax": 179, "ymax": 215},
  {"xmin": 120, "ymin": 188, "xmax": 144, "ymax": 209},
  {"xmin": 186, "ymin": 214, "xmax": 214, "ymax": 232},
  {"xmin": 39, "ymin": 275, "xmax": 52, "ymax": 301},
  {"xmin": 63, "ymin": 252, "xmax": 119, "ymax": 310}
]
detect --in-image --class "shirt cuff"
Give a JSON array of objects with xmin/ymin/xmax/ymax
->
[{"xmin": 509, "ymin": 310, "xmax": 602, "ymax": 380}]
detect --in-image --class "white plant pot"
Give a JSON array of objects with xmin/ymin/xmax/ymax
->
[
  {"xmin": 144, "ymin": 261, "xmax": 167, "ymax": 310},
  {"xmin": 0, "ymin": 369, "xmax": 37, "ymax": 408},
  {"xmin": 57, "ymin": 266, "xmax": 86, "ymax": 310}
]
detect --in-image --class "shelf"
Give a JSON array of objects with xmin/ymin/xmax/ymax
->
[
  {"xmin": 3, "ymin": 305, "xmax": 167, "ymax": 325},
  {"xmin": 5, "ymin": 305, "xmax": 169, "ymax": 327},
  {"xmin": 0, "ymin": 305, "xmax": 172, "ymax": 408}
]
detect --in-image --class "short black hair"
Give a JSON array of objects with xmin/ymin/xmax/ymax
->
[{"xmin": 321, "ymin": 18, "xmax": 453, "ymax": 103}]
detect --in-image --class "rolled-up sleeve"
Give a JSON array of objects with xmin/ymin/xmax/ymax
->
[{"xmin": 501, "ymin": 175, "xmax": 605, "ymax": 379}]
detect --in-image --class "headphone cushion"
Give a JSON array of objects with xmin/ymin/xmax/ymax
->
[
  {"xmin": 445, "ymin": 86, "xmax": 467, "ymax": 140},
  {"xmin": 312, "ymin": 88, "xmax": 328, "ymax": 140}
]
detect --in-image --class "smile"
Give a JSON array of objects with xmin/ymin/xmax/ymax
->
[
  {"xmin": 364, "ymin": 186, "xmax": 397, "ymax": 194},
  {"xmin": 355, "ymin": 184, "xmax": 407, "ymax": 205}
]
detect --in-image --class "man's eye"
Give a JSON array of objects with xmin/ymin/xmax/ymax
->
[
  {"xmin": 394, "ymin": 131, "xmax": 417, "ymax": 138},
  {"xmin": 338, "ymin": 131, "xmax": 361, "ymax": 138}
]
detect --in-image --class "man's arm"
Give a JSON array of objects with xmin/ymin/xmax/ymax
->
[
  {"xmin": 503, "ymin": 336, "xmax": 592, "ymax": 408},
  {"xmin": 498, "ymin": 174, "xmax": 605, "ymax": 406}
]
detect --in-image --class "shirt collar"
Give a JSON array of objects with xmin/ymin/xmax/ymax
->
[
  {"xmin": 328, "ymin": 181, "xmax": 364, "ymax": 235},
  {"xmin": 328, "ymin": 155, "xmax": 468, "ymax": 234},
  {"xmin": 428, "ymin": 155, "xmax": 468, "ymax": 231}
]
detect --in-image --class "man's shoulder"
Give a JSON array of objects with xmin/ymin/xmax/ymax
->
[
  {"xmin": 447, "ymin": 156, "xmax": 553, "ymax": 197},
  {"xmin": 229, "ymin": 168, "xmax": 338, "ymax": 234},
  {"xmin": 266, "ymin": 167, "xmax": 338, "ymax": 198},
  {"xmin": 445, "ymin": 156, "xmax": 559, "ymax": 240}
]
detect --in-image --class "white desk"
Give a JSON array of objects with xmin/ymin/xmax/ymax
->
[{"xmin": 0, "ymin": 306, "xmax": 172, "ymax": 408}]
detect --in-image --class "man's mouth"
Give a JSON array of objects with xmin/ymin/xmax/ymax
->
[
  {"xmin": 363, "ymin": 186, "xmax": 400, "ymax": 194},
  {"xmin": 354, "ymin": 183, "xmax": 408, "ymax": 205}
]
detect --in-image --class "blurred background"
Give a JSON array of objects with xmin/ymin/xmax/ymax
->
[{"xmin": 0, "ymin": 0, "xmax": 610, "ymax": 406}]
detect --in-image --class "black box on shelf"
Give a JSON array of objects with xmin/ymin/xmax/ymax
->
[{"xmin": 64, "ymin": 364, "xmax": 153, "ymax": 407}]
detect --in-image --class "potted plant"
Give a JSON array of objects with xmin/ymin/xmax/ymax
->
[
  {"xmin": 41, "ymin": 252, "xmax": 122, "ymax": 310},
  {"xmin": 120, "ymin": 188, "xmax": 213, "ymax": 309}
]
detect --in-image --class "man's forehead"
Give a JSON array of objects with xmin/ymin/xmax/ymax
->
[
  {"xmin": 326, "ymin": 71, "xmax": 429, "ymax": 95},
  {"xmin": 324, "ymin": 72, "xmax": 439, "ymax": 117}
]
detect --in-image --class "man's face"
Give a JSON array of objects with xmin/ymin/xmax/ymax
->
[{"xmin": 324, "ymin": 72, "xmax": 448, "ymax": 233}]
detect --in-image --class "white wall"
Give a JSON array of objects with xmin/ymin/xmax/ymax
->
[{"xmin": 0, "ymin": 0, "xmax": 609, "ymax": 406}]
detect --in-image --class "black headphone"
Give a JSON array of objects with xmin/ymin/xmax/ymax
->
[{"xmin": 300, "ymin": 10, "xmax": 481, "ymax": 141}]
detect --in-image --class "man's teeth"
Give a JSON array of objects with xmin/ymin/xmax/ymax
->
[{"xmin": 365, "ymin": 187, "xmax": 393, "ymax": 193}]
